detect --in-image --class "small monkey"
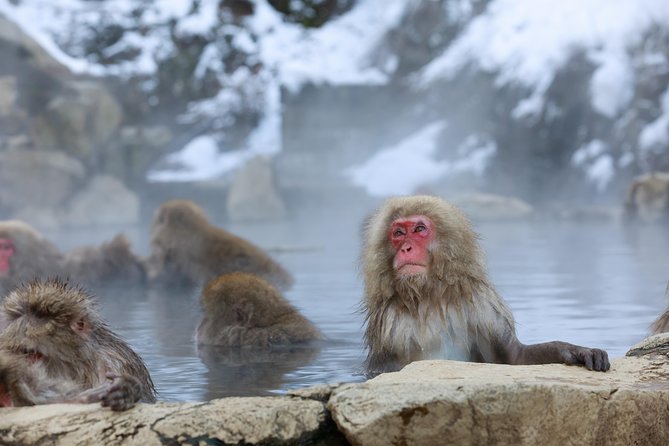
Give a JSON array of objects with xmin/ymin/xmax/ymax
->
[
  {"xmin": 0, "ymin": 279, "xmax": 156, "ymax": 410},
  {"xmin": 624, "ymin": 172, "xmax": 669, "ymax": 223},
  {"xmin": 63, "ymin": 234, "xmax": 146, "ymax": 288},
  {"xmin": 361, "ymin": 195, "xmax": 610, "ymax": 375},
  {"xmin": 196, "ymin": 272, "xmax": 322, "ymax": 347},
  {"xmin": 147, "ymin": 200, "xmax": 293, "ymax": 290}
]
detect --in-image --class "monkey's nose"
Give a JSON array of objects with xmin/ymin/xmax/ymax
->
[{"xmin": 401, "ymin": 244, "xmax": 412, "ymax": 253}]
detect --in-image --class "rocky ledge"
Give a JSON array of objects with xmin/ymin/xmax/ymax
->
[{"xmin": 2, "ymin": 335, "xmax": 669, "ymax": 446}]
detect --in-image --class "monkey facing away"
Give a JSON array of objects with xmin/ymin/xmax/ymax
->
[
  {"xmin": 0, "ymin": 279, "xmax": 156, "ymax": 410},
  {"xmin": 362, "ymin": 195, "xmax": 610, "ymax": 375},
  {"xmin": 196, "ymin": 272, "xmax": 322, "ymax": 348},
  {"xmin": 650, "ymin": 283, "xmax": 669, "ymax": 335},
  {"xmin": 146, "ymin": 200, "xmax": 293, "ymax": 290},
  {"xmin": 63, "ymin": 234, "xmax": 147, "ymax": 288}
]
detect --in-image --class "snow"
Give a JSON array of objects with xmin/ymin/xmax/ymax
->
[
  {"xmin": 4, "ymin": 0, "xmax": 669, "ymax": 189},
  {"xmin": 345, "ymin": 123, "xmax": 497, "ymax": 197},
  {"xmin": 345, "ymin": 122, "xmax": 448, "ymax": 196},
  {"xmin": 147, "ymin": 135, "xmax": 252, "ymax": 182},
  {"xmin": 639, "ymin": 87, "xmax": 669, "ymax": 153},
  {"xmin": 419, "ymin": 0, "xmax": 669, "ymax": 121},
  {"xmin": 572, "ymin": 140, "xmax": 615, "ymax": 191}
]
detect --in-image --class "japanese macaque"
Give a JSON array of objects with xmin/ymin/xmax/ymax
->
[
  {"xmin": 624, "ymin": 172, "xmax": 669, "ymax": 223},
  {"xmin": 195, "ymin": 272, "xmax": 322, "ymax": 347},
  {"xmin": 147, "ymin": 200, "xmax": 293, "ymax": 290},
  {"xmin": 362, "ymin": 195, "xmax": 610, "ymax": 375},
  {"xmin": 0, "ymin": 279, "xmax": 156, "ymax": 410},
  {"xmin": 0, "ymin": 220, "xmax": 64, "ymax": 295},
  {"xmin": 650, "ymin": 283, "xmax": 669, "ymax": 335},
  {"xmin": 63, "ymin": 234, "xmax": 146, "ymax": 288}
]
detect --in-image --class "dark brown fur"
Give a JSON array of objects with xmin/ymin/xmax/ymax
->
[
  {"xmin": 362, "ymin": 195, "xmax": 609, "ymax": 375},
  {"xmin": 650, "ymin": 283, "xmax": 669, "ymax": 335},
  {"xmin": 63, "ymin": 234, "xmax": 146, "ymax": 287},
  {"xmin": 0, "ymin": 279, "xmax": 156, "ymax": 410},
  {"xmin": 196, "ymin": 272, "xmax": 322, "ymax": 347},
  {"xmin": 147, "ymin": 200, "xmax": 293, "ymax": 290},
  {"xmin": 0, "ymin": 220, "xmax": 64, "ymax": 296}
]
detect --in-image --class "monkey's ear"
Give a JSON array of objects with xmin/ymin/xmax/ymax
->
[{"xmin": 71, "ymin": 318, "xmax": 92, "ymax": 338}]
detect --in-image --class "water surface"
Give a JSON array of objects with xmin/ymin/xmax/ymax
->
[{"xmin": 51, "ymin": 216, "xmax": 669, "ymax": 402}]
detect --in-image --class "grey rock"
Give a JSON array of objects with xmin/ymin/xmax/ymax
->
[{"xmin": 226, "ymin": 155, "xmax": 287, "ymax": 222}]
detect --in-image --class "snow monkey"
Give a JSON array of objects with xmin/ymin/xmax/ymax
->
[
  {"xmin": 0, "ymin": 220, "xmax": 64, "ymax": 296},
  {"xmin": 361, "ymin": 195, "xmax": 610, "ymax": 375},
  {"xmin": 146, "ymin": 200, "xmax": 293, "ymax": 290},
  {"xmin": 196, "ymin": 272, "xmax": 322, "ymax": 347},
  {"xmin": 0, "ymin": 279, "xmax": 156, "ymax": 410}
]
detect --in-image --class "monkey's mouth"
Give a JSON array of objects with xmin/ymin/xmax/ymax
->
[
  {"xmin": 396, "ymin": 263, "xmax": 427, "ymax": 276},
  {"xmin": 18, "ymin": 347, "xmax": 45, "ymax": 363}
]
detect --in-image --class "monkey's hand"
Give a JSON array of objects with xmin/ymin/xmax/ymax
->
[
  {"xmin": 559, "ymin": 345, "xmax": 610, "ymax": 372},
  {"xmin": 98, "ymin": 373, "xmax": 142, "ymax": 411}
]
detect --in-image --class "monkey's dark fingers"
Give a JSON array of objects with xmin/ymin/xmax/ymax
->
[
  {"xmin": 578, "ymin": 348, "xmax": 610, "ymax": 372},
  {"xmin": 580, "ymin": 350, "xmax": 594, "ymax": 371},
  {"xmin": 592, "ymin": 349, "xmax": 610, "ymax": 372},
  {"xmin": 100, "ymin": 379, "xmax": 135, "ymax": 411}
]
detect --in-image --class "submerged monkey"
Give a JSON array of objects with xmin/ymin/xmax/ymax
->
[
  {"xmin": 361, "ymin": 195, "xmax": 610, "ymax": 375},
  {"xmin": 0, "ymin": 279, "xmax": 155, "ymax": 410},
  {"xmin": 196, "ymin": 272, "xmax": 322, "ymax": 347}
]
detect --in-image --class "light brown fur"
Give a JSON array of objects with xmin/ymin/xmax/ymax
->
[
  {"xmin": 147, "ymin": 200, "xmax": 293, "ymax": 290},
  {"xmin": 362, "ymin": 195, "xmax": 609, "ymax": 375},
  {"xmin": 0, "ymin": 279, "xmax": 156, "ymax": 410},
  {"xmin": 624, "ymin": 172, "xmax": 669, "ymax": 223},
  {"xmin": 362, "ymin": 196, "xmax": 514, "ymax": 372},
  {"xmin": 196, "ymin": 272, "xmax": 322, "ymax": 347}
]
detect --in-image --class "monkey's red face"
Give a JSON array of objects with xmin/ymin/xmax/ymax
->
[
  {"xmin": 389, "ymin": 215, "xmax": 434, "ymax": 277},
  {"xmin": 0, "ymin": 238, "xmax": 15, "ymax": 277}
]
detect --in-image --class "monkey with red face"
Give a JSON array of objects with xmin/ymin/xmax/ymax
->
[
  {"xmin": 0, "ymin": 221, "xmax": 64, "ymax": 296},
  {"xmin": 362, "ymin": 195, "xmax": 610, "ymax": 375}
]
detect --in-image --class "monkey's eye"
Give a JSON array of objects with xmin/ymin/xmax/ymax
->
[
  {"xmin": 393, "ymin": 228, "xmax": 405, "ymax": 237},
  {"xmin": 414, "ymin": 224, "xmax": 427, "ymax": 233}
]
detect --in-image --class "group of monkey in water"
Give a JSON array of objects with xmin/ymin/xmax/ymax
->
[{"xmin": 0, "ymin": 195, "xmax": 666, "ymax": 411}]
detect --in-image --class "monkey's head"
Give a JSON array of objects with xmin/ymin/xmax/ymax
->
[
  {"xmin": 152, "ymin": 200, "xmax": 210, "ymax": 235},
  {"xmin": 0, "ymin": 280, "xmax": 102, "ymax": 375},
  {"xmin": 201, "ymin": 272, "xmax": 295, "ymax": 327},
  {"xmin": 363, "ymin": 195, "xmax": 487, "ymax": 297}
]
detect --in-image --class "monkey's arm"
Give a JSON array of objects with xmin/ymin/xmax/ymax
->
[
  {"xmin": 75, "ymin": 373, "xmax": 144, "ymax": 411},
  {"xmin": 501, "ymin": 336, "xmax": 610, "ymax": 372}
]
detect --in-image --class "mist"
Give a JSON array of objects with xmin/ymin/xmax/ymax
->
[{"xmin": 0, "ymin": 0, "xmax": 668, "ymax": 400}]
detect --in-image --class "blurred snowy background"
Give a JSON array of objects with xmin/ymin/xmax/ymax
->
[{"xmin": 1, "ymin": 0, "xmax": 669, "ymax": 225}]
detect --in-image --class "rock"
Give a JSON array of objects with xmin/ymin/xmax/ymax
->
[
  {"xmin": 0, "ymin": 76, "xmax": 18, "ymax": 116},
  {"xmin": 329, "ymin": 349, "xmax": 669, "ymax": 446},
  {"xmin": 0, "ymin": 149, "xmax": 86, "ymax": 212},
  {"xmin": 453, "ymin": 193, "xmax": 534, "ymax": 221},
  {"xmin": 62, "ymin": 175, "xmax": 140, "ymax": 226},
  {"xmin": 626, "ymin": 332, "xmax": 669, "ymax": 356},
  {"xmin": 0, "ymin": 396, "xmax": 344, "ymax": 445},
  {"xmin": 624, "ymin": 172, "xmax": 669, "ymax": 223},
  {"xmin": 30, "ymin": 80, "xmax": 123, "ymax": 161},
  {"xmin": 226, "ymin": 155, "xmax": 287, "ymax": 221}
]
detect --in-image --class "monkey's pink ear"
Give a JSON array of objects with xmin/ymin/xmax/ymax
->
[{"xmin": 71, "ymin": 318, "xmax": 91, "ymax": 338}]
